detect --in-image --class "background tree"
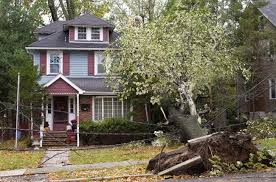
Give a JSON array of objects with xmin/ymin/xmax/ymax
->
[
  {"xmin": 47, "ymin": 0, "xmax": 110, "ymax": 21},
  {"xmin": 108, "ymin": 0, "xmax": 168, "ymax": 28}
]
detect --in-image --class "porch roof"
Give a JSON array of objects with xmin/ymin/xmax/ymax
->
[{"xmin": 39, "ymin": 76, "xmax": 114, "ymax": 94}]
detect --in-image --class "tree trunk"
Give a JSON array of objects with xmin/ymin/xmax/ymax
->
[
  {"xmin": 59, "ymin": 0, "xmax": 69, "ymax": 20},
  {"xmin": 148, "ymin": 0, "xmax": 155, "ymax": 22},
  {"xmin": 48, "ymin": 0, "xmax": 58, "ymax": 21},
  {"xmin": 66, "ymin": 0, "xmax": 76, "ymax": 20},
  {"xmin": 179, "ymin": 82, "xmax": 201, "ymax": 123}
]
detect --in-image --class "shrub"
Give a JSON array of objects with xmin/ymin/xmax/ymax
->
[
  {"xmin": 246, "ymin": 116, "xmax": 276, "ymax": 139},
  {"xmin": 209, "ymin": 150, "xmax": 276, "ymax": 177},
  {"xmin": 80, "ymin": 118, "xmax": 157, "ymax": 133}
]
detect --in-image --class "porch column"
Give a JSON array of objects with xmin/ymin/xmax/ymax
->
[
  {"xmin": 76, "ymin": 93, "xmax": 80, "ymax": 147},
  {"xmin": 40, "ymin": 98, "xmax": 45, "ymax": 148}
]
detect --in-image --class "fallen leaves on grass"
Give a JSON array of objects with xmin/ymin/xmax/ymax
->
[
  {"xmin": 70, "ymin": 145, "xmax": 178, "ymax": 165},
  {"xmin": 0, "ymin": 151, "xmax": 45, "ymax": 171}
]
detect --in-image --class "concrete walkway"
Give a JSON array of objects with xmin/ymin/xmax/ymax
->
[
  {"xmin": 0, "ymin": 160, "xmax": 148, "ymax": 178},
  {"xmin": 40, "ymin": 149, "xmax": 69, "ymax": 168}
]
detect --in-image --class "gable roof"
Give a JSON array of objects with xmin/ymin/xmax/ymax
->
[
  {"xmin": 39, "ymin": 76, "xmax": 114, "ymax": 94},
  {"xmin": 258, "ymin": 0, "xmax": 276, "ymax": 27},
  {"xmin": 65, "ymin": 13, "xmax": 114, "ymax": 29},
  {"xmin": 35, "ymin": 21, "xmax": 67, "ymax": 35},
  {"xmin": 44, "ymin": 74, "xmax": 84, "ymax": 94}
]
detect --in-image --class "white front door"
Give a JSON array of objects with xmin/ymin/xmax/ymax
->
[
  {"xmin": 46, "ymin": 96, "xmax": 53, "ymax": 130},
  {"xmin": 68, "ymin": 96, "xmax": 76, "ymax": 124}
]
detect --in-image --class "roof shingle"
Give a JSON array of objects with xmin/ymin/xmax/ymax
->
[
  {"xmin": 65, "ymin": 13, "xmax": 114, "ymax": 29},
  {"xmin": 259, "ymin": 0, "xmax": 276, "ymax": 27}
]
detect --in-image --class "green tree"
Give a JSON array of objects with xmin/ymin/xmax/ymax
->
[
  {"xmin": 106, "ymin": 7, "xmax": 245, "ymax": 123},
  {"xmin": 0, "ymin": 0, "xmax": 43, "ymax": 104}
]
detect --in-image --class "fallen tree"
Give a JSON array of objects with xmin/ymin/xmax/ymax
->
[{"xmin": 147, "ymin": 132, "xmax": 260, "ymax": 175}]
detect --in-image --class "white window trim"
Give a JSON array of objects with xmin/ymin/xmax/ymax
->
[
  {"xmin": 46, "ymin": 50, "xmax": 63, "ymax": 75},
  {"xmin": 93, "ymin": 96, "xmax": 131, "ymax": 121},
  {"xmin": 74, "ymin": 27, "xmax": 103, "ymax": 41},
  {"xmin": 69, "ymin": 97, "xmax": 75, "ymax": 114},
  {"xmin": 269, "ymin": 79, "xmax": 276, "ymax": 99},
  {"xmin": 94, "ymin": 51, "xmax": 106, "ymax": 75},
  {"xmin": 76, "ymin": 27, "xmax": 87, "ymax": 40}
]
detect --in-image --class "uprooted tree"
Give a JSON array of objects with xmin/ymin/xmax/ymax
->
[{"xmin": 106, "ymin": 7, "xmax": 247, "ymax": 124}]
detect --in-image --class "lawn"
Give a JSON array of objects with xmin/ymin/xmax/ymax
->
[
  {"xmin": 70, "ymin": 145, "xmax": 179, "ymax": 165},
  {"xmin": 0, "ymin": 151, "xmax": 45, "ymax": 171},
  {"xmin": 256, "ymin": 138, "xmax": 276, "ymax": 152}
]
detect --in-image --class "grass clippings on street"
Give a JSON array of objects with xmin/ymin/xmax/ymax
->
[
  {"xmin": 70, "ymin": 145, "xmax": 179, "ymax": 165},
  {"xmin": 0, "ymin": 151, "xmax": 45, "ymax": 171},
  {"xmin": 48, "ymin": 164, "xmax": 192, "ymax": 182}
]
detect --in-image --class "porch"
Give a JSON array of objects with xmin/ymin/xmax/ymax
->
[{"xmin": 46, "ymin": 95, "xmax": 77, "ymax": 131}]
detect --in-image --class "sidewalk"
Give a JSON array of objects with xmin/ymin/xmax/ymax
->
[{"xmin": 0, "ymin": 160, "xmax": 148, "ymax": 177}]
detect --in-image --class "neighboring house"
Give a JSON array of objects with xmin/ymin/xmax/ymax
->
[
  {"xmin": 238, "ymin": 0, "xmax": 276, "ymax": 119},
  {"xmin": 26, "ymin": 14, "xmax": 147, "ymax": 143}
]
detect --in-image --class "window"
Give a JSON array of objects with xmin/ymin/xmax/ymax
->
[
  {"xmin": 91, "ymin": 28, "xmax": 100, "ymax": 40},
  {"xmin": 49, "ymin": 51, "xmax": 62, "ymax": 74},
  {"xmin": 94, "ymin": 97, "xmax": 130, "ymax": 120},
  {"xmin": 78, "ymin": 27, "xmax": 87, "ymax": 40},
  {"xmin": 48, "ymin": 98, "xmax": 52, "ymax": 114},
  {"xmin": 269, "ymin": 79, "xmax": 276, "ymax": 99},
  {"xmin": 70, "ymin": 98, "xmax": 74, "ymax": 113},
  {"xmin": 95, "ymin": 52, "xmax": 106, "ymax": 75}
]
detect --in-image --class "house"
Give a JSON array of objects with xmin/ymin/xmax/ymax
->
[
  {"xmin": 26, "ymin": 14, "xmax": 147, "ymax": 146},
  {"xmin": 238, "ymin": 0, "xmax": 276, "ymax": 119}
]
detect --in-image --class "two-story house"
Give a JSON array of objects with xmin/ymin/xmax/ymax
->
[{"xmin": 26, "ymin": 14, "xmax": 146, "ymax": 145}]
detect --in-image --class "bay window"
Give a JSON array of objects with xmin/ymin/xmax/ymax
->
[{"xmin": 94, "ymin": 97, "xmax": 131, "ymax": 120}]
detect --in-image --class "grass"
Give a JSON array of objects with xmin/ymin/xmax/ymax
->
[
  {"xmin": 0, "ymin": 138, "xmax": 32, "ymax": 150},
  {"xmin": 70, "ymin": 145, "xmax": 179, "ymax": 165},
  {"xmin": 256, "ymin": 138, "xmax": 276, "ymax": 152},
  {"xmin": 49, "ymin": 164, "xmax": 149, "ymax": 180},
  {"xmin": 0, "ymin": 151, "xmax": 45, "ymax": 171}
]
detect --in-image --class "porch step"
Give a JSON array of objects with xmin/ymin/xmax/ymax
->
[{"xmin": 42, "ymin": 131, "xmax": 76, "ymax": 147}]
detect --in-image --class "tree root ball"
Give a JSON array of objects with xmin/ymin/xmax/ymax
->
[{"xmin": 146, "ymin": 132, "xmax": 258, "ymax": 175}]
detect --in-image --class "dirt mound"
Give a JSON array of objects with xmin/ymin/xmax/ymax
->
[{"xmin": 147, "ymin": 132, "xmax": 258, "ymax": 175}]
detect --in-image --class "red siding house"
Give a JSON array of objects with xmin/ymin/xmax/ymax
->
[{"xmin": 26, "ymin": 14, "xmax": 146, "ymax": 147}]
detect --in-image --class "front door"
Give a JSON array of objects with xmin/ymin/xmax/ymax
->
[{"xmin": 53, "ymin": 96, "xmax": 68, "ymax": 131}]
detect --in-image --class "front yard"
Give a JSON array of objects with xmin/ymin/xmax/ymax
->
[
  {"xmin": 70, "ymin": 145, "xmax": 179, "ymax": 165},
  {"xmin": 0, "ymin": 151, "xmax": 45, "ymax": 171},
  {"xmin": 256, "ymin": 138, "xmax": 276, "ymax": 153}
]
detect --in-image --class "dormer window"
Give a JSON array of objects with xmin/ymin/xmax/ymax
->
[
  {"xmin": 78, "ymin": 27, "xmax": 86, "ymax": 40},
  {"xmin": 91, "ymin": 28, "xmax": 100, "ymax": 40},
  {"xmin": 74, "ymin": 27, "xmax": 103, "ymax": 41}
]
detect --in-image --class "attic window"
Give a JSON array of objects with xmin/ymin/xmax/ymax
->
[
  {"xmin": 78, "ymin": 27, "xmax": 86, "ymax": 40},
  {"xmin": 91, "ymin": 28, "xmax": 100, "ymax": 40}
]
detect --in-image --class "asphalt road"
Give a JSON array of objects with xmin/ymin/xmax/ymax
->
[{"xmin": 164, "ymin": 169, "xmax": 276, "ymax": 182}]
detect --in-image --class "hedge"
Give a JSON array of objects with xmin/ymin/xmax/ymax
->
[{"xmin": 80, "ymin": 118, "xmax": 157, "ymax": 134}]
